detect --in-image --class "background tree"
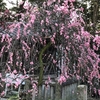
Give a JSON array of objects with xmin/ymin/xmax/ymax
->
[
  {"xmin": 0, "ymin": 0, "xmax": 6, "ymax": 12},
  {"xmin": 0, "ymin": 0, "xmax": 10, "ymax": 29},
  {"xmin": 76, "ymin": 0, "xmax": 100, "ymax": 36}
]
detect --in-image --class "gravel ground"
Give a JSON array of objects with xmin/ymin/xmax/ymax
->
[
  {"xmin": 88, "ymin": 96, "xmax": 100, "ymax": 100},
  {"xmin": 88, "ymin": 98, "xmax": 100, "ymax": 100},
  {"xmin": 0, "ymin": 98, "xmax": 8, "ymax": 100},
  {"xmin": 1, "ymin": 96, "xmax": 100, "ymax": 100}
]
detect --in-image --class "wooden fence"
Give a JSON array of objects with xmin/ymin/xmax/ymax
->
[
  {"xmin": 34, "ymin": 81, "xmax": 78, "ymax": 100},
  {"xmin": 2, "ymin": 76, "xmax": 87, "ymax": 100}
]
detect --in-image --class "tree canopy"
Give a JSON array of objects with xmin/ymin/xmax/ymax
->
[{"xmin": 0, "ymin": 0, "xmax": 100, "ymax": 97}]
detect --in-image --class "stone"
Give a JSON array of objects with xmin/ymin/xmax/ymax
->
[{"xmin": 77, "ymin": 85, "xmax": 87, "ymax": 100}]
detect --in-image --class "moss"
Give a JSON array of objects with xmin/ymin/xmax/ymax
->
[{"xmin": 8, "ymin": 94, "xmax": 19, "ymax": 100}]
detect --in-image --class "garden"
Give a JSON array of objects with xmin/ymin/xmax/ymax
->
[{"xmin": 0, "ymin": 0, "xmax": 100, "ymax": 100}]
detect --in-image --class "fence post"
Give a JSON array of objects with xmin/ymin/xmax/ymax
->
[
  {"xmin": 62, "ymin": 86, "xmax": 65, "ymax": 100},
  {"xmin": 50, "ymin": 82, "xmax": 55, "ymax": 100},
  {"xmin": 44, "ymin": 85, "xmax": 48, "ymax": 100},
  {"xmin": 32, "ymin": 88, "xmax": 35, "ymax": 100},
  {"xmin": 55, "ymin": 82, "xmax": 62, "ymax": 100},
  {"xmin": 38, "ymin": 86, "xmax": 42, "ymax": 100},
  {"xmin": 77, "ymin": 85, "xmax": 87, "ymax": 100},
  {"xmin": 50, "ymin": 86, "xmax": 54, "ymax": 100},
  {"xmin": 24, "ymin": 79, "xmax": 31, "ymax": 100}
]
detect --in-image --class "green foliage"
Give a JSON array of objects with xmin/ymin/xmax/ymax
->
[
  {"xmin": 28, "ymin": 0, "xmax": 46, "ymax": 7},
  {"xmin": 0, "ymin": 0, "xmax": 6, "ymax": 11},
  {"xmin": 9, "ymin": 0, "xmax": 26, "ymax": 21},
  {"xmin": 8, "ymin": 94, "xmax": 19, "ymax": 100},
  {"xmin": 29, "ymin": 0, "xmax": 45, "ymax": 3}
]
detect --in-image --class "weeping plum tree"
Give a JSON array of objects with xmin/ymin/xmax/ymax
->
[{"xmin": 0, "ymin": 0, "xmax": 100, "ymax": 97}]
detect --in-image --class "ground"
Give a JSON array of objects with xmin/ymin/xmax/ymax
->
[
  {"xmin": 88, "ymin": 97, "xmax": 100, "ymax": 100},
  {"xmin": 1, "ymin": 97, "xmax": 100, "ymax": 100}
]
